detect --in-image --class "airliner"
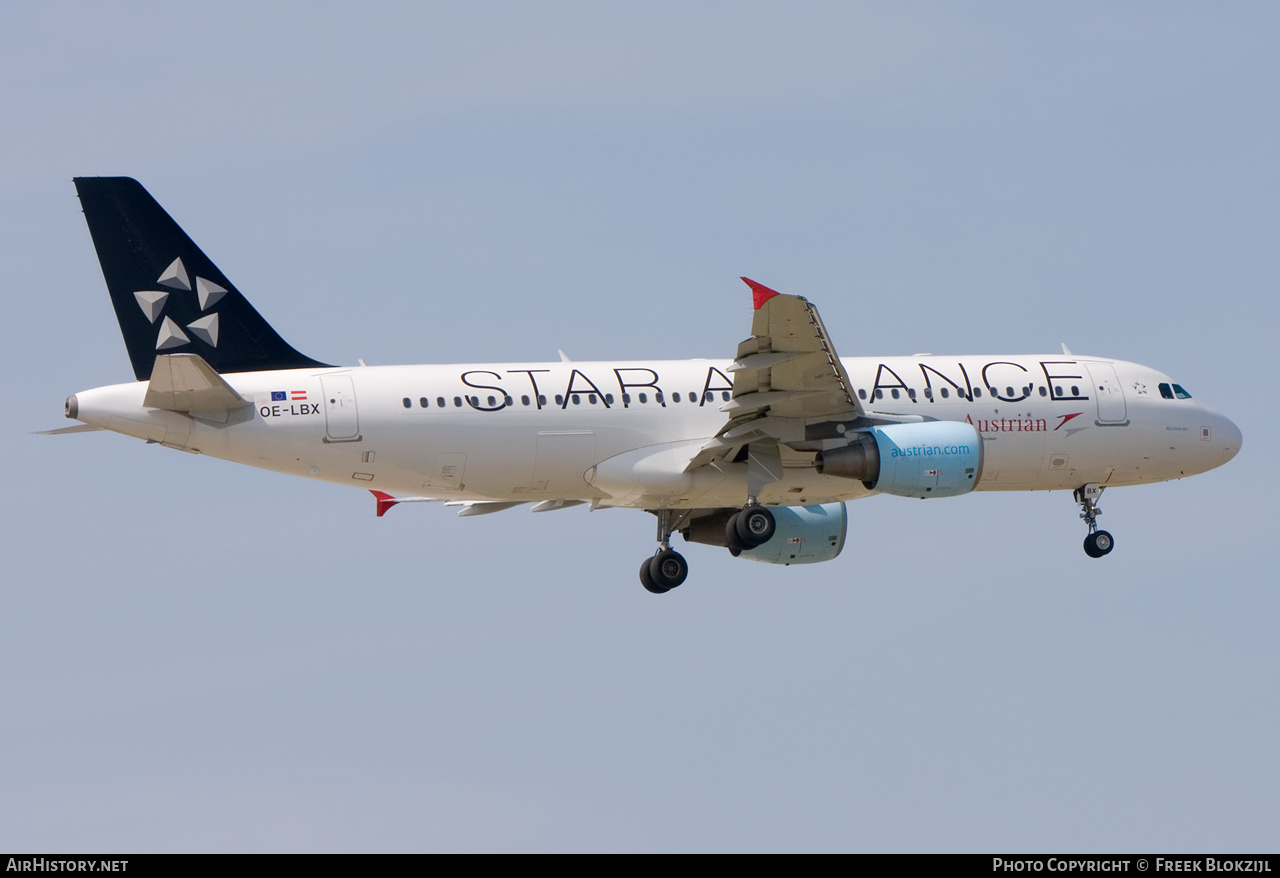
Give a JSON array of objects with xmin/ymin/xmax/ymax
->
[{"xmin": 52, "ymin": 177, "xmax": 1242, "ymax": 593}]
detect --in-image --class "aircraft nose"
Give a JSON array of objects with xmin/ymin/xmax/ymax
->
[{"xmin": 1219, "ymin": 414, "xmax": 1243, "ymax": 464}]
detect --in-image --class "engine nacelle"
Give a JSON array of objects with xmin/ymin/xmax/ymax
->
[
  {"xmin": 683, "ymin": 502, "xmax": 847, "ymax": 565},
  {"xmin": 817, "ymin": 421, "xmax": 983, "ymax": 499}
]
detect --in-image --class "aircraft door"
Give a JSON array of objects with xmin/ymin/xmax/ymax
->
[
  {"xmin": 320, "ymin": 374, "xmax": 361, "ymax": 441},
  {"xmin": 1084, "ymin": 362, "xmax": 1128, "ymax": 426}
]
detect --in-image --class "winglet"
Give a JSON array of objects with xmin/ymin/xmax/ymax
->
[
  {"xmin": 371, "ymin": 490, "xmax": 398, "ymax": 517},
  {"xmin": 741, "ymin": 277, "xmax": 781, "ymax": 310}
]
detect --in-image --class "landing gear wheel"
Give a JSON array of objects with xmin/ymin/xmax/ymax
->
[
  {"xmin": 725, "ymin": 513, "xmax": 750, "ymax": 554},
  {"xmin": 640, "ymin": 557, "xmax": 668, "ymax": 593},
  {"xmin": 1083, "ymin": 530, "xmax": 1114, "ymax": 559},
  {"xmin": 648, "ymin": 549, "xmax": 688, "ymax": 592},
  {"xmin": 735, "ymin": 506, "xmax": 776, "ymax": 548}
]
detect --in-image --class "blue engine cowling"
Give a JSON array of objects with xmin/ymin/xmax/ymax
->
[
  {"xmin": 682, "ymin": 503, "xmax": 848, "ymax": 566},
  {"xmin": 817, "ymin": 421, "xmax": 983, "ymax": 499},
  {"xmin": 739, "ymin": 502, "xmax": 847, "ymax": 565}
]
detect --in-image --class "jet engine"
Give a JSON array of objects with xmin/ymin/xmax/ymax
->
[
  {"xmin": 683, "ymin": 502, "xmax": 847, "ymax": 565},
  {"xmin": 817, "ymin": 422, "xmax": 983, "ymax": 499}
]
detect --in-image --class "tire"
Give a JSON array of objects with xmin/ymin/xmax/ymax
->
[
  {"xmin": 1083, "ymin": 535, "xmax": 1101, "ymax": 558},
  {"xmin": 1083, "ymin": 531, "xmax": 1114, "ymax": 558},
  {"xmin": 725, "ymin": 513, "xmax": 750, "ymax": 553},
  {"xmin": 640, "ymin": 557, "xmax": 668, "ymax": 593},
  {"xmin": 735, "ymin": 506, "xmax": 776, "ymax": 548},
  {"xmin": 1093, "ymin": 530, "xmax": 1114, "ymax": 556},
  {"xmin": 648, "ymin": 549, "xmax": 688, "ymax": 591}
]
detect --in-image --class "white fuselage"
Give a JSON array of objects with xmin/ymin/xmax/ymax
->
[{"xmin": 69, "ymin": 354, "xmax": 1242, "ymax": 509}]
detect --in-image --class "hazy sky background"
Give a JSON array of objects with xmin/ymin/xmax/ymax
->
[{"xmin": 2, "ymin": 2, "xmax": 1276, "ymax": 852}]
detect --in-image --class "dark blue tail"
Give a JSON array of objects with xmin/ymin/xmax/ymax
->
[{"xmin": 75, "ymin": 177, "xmax": 329, "ymax": 380}]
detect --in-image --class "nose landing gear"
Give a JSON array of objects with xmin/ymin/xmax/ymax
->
[{"xmin": 1074, "ymin": 484, "xmax": 1114, "ymax": 558}]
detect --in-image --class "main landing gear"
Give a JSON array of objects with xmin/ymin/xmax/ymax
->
[
  {"xmin": 639, "ymin": 504, "xmax": 778, "ymax": 593},
  {"xmin": 724, "ymin": 504, "xmax": 776, "ymax": 556},
  {"xmin": 639, "ymin": 509, "xmax": 691, "ymax": 594},
  {"xmin": 1074, "ymin": 484, "xmax": 1115, "ymax": 558}
]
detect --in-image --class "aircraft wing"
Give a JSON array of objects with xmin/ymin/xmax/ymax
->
[{"xmin": 685, "ymin": 278, "xmax": 862, "ymax": 472}]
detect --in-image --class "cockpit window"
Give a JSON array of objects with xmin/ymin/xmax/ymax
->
[
  {"xmin": 1159, "ymin": 383, "xmax": 1174, "ymax": 399},
  {"xmin": 1159, "ymin": 382, "xmax": 1193, "ymax": 400},
  {"xmin": 1172, "ymin": 384, "xmax": 1192, "ymax": 399}
]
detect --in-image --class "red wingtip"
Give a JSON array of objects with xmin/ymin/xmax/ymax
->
[
  {"xmin": 741, "ymin": 277, "xmax": 781, "ymax": 310},
  {"xmin": 371, "ymin": 490, "xmax": 398, "ymax": 518}
]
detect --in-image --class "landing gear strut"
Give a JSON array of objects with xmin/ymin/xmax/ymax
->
[
  {"xmin": 639, "ymin": 509, "xmax": 691, "ymax": 594},
  {"xmin": 1074, "ymin": 484, "xmax": 1114, "ymax": 558}
]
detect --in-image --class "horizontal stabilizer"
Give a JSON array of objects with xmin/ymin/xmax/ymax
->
[
  {"xmin": 144, "ymin": 354, "xmax": 251, "ymax": 413},
  {"xmin": 36, "ymin": 424, "xmax": 104, "ymax": 435}
]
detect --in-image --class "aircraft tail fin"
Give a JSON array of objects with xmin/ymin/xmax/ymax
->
[{"xmin": 74, "ymin": 177, "xmax": 330, "ymax": 380}]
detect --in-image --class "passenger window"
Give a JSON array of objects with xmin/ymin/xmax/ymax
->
[
  {"xmin": 521, "ymin": 395, "xmax": 531, "ymax": 406},
  {"xmin": 875, "ymin": 389, "xmax": 883, "ymax": 399},
  {"xmin": 572, "ymin": 394, "xmax": 580, "ymax": 405},
  {"xmin": 858, "ymin": 389, "xmax": 867, "ymax": 400},
  {"xmin": 940, "ymin": 388, "xmax": 949, "ymax": 399},
  {"xmin": 454, "ymin": 397, "xmax": 462, "ymax": 407},
  {"xmin": 1071, "ymin": 385, "xmax": 1079, "ymax": 396},
  {"xmin": 974, "ymin": 388, "xmax": 982, "ymax": 398},
  {"xmin": 1054, "ymin": 387, "xmax": 1063, "ymax": 397},
  {"xmin": 1039, "ymin": 386, "xmax": 1047, "ymax": 397},
  {"xmin": 420, "ymin": 397, "xmax": 429, "ymax": 408},
  {"xmin": 588, "ymin": 394, "xmax": 597, "ymax": 404},
  {"xmin": 656, "ymin": 393, "xmax": 664, "ymax": 404},
  {"xmin": 908, "ymin": 389, "xmax": 916, "ymax": 400},
  {"xmin": 487, "ymin": 395, "xmax": 496, "ymax": 407},
  {"xmin": 538, "ymin": 395, "xmax": 547, "ymax": 406},
  {"xmin": 891, "ymin": 389, "xmax": 900, "ymax": 399},
  {"xmin": 622, "ymin": 393, "xmax": 631, "ymax": 404},
  {"xmin": 722, "ymin": 391, "xmax": 731, "ymax": 401},
  {"xmin": 402, "ymin": 397, "xmax": 411, "ymax": 408},
  {"xmin": 555, "ymin": 394, "xmax": 564, "ymax": 405},
  {"xmin": 606, "ymin": 394, "xmax": 614, "ymax": 404},
  {"xmin": 505, "ymin": 396, "xmax": 513, "ymax": 406},
  {"xmin": 639, "ymin": 393, "xmax": 648, "ymax": 403},
  {"xmin": 673, "ymin": 392, "xmax": 681, "ymax": 402}
]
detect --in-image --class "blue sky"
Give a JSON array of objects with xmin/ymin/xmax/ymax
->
[{"xmin": 2, "ymin": 2, "xmax": 1276, "ymax": 852}]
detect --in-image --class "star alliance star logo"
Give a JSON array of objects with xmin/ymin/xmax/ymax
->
[{"xmin": 132, "ymin": 257, "xmax": 227, "ymax": 351}]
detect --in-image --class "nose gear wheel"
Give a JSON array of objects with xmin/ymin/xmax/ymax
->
[{"xmin": 1074, "ymin": 484, "xmax": 1115, "ymax": 558}]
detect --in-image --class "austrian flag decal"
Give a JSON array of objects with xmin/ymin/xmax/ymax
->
[{"xmin": 270, "ymin": 390, "xmax": 308, "ymax": 401}]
